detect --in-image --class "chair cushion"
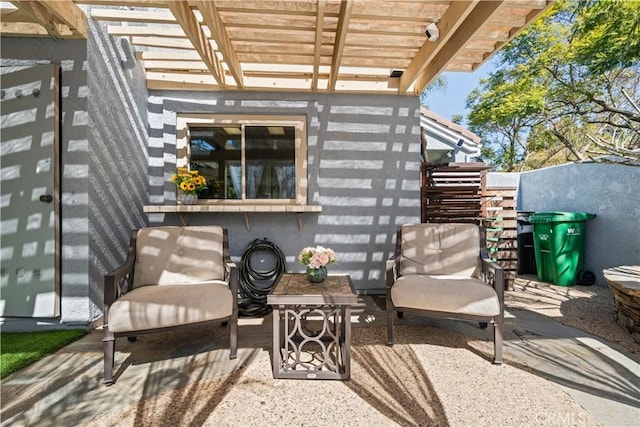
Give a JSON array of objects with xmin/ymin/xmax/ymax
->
[
  {"xmin": 133, "ymin": 226, "xmax": 225, "ymax": 287},
  {"xmin": 108, "ymin": 281, "xmax": 232, "ymax": 333},
  {"xmin": 399, "ymin": 223, "xmax": 481, "ymax": 277},
  {"xmin": 391, "ymin": 274, "xmax": 500, "ymax": 317}
]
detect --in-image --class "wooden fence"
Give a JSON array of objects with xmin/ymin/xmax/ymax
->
[
  {"xmin": 484, "ymin": 187, "xmax": 518, "ymax": 290},
  {"xmin": 420, "ymin": 162, "xmax": 489, "ymax": 224}
]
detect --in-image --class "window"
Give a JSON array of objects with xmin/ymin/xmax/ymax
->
[{"xmin": 176, "ymin": 115, "xmax": 308, "ymax": 205}]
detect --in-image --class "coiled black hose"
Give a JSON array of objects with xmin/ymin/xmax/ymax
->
[{"xmin": 238, "ymin": 238, "xmax": 287, "ymax": 318}]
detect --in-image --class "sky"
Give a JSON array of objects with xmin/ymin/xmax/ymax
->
[{"xmin": 423, "ymin": 57, "xmax": 499, "ymax": 124}]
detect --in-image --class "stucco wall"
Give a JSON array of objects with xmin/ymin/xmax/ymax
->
[
  {"xmin": 1, "ymin": 24, "xmax": 149, "ymax": 328},
  {"xmin": 87, "ymin": 26, "xmax": 149, "ymax": 321},
  {"xmin": 517, "ymin": 163, "xmax": 640, "ymax": 285},
  {"xmin": 148, "ymin": 92, "xmax": 422, "ymax": 293}
]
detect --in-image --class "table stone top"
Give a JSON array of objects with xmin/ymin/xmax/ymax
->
[{"xmin": 267, "ymin": 273, "xmax": 357, "ymax": 305}]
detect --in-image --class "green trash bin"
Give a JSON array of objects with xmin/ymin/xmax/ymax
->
[{"xmin": 529, "ymin": 212, "xmax": 596, "ymax": 286}]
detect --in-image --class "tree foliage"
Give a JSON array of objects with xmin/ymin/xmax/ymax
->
[
  {"xmin": 419, "ymin": 75, "xmax": 447, "ymax": 108},
  {"xmin": 450, "ymin": 114, "xmax": 463, "ymax": 125},
  {"xmin": 572, "ymin": 0, "xmax": 640, "ymax": 74},
  {"xmin": 466, "ymin": 0, "xmax": 640, "ymax": 171}
]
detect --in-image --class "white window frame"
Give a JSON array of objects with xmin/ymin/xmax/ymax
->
[{"xmin": 176, "ymin": 114, "xmax": 308, "ymax": 206}]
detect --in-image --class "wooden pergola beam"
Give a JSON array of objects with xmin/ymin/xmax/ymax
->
[
  {"xmin": 43, "ymin": 0, "xmax": 554, "ymax": 95},
  {"xmin": 194, "ymin": 0, "xmax": 243, "ymax": 88},
  {"xmin": 327, "ymin": 0, "xmax": 353, "ymax": 92},
  {"xmin": 107, "ymin": 25, "xmax": 186, "ymax": 38},
  {"xmin": 141, "ymin": 51, "xmax": 202, "ymax": 61},
  {"xmin": 167, "ymin": 0, "xmax": 225, "ymax": 88},
  {"xmin": 489, "ymin": 3, "xmax": 554, "ymax": 59},
  {"xmin": 413, "ymin": 1, "xmax": 504, "ymax": 94},
  {"xmin": 311, "ymin": 0, "xmax": 326, "ymax": 91},
  {"xmin": 90, "ymin": 8, "xmax": 177, "ymax": 24},
  {"xmin": 40, "ymin": 1, "xmax": 88, "ymax": 38},
  {"xmin": 398, "ymin": 0, "xmax": 477, "ymax": 94},
  {"xmin": 78, "ymin": 0, "xmax": 165, "ymax": 6},
  {"xmin": 0, "ymin": 21, "xmax": 49, "ymax": 36},
  {"xmin": 131, "ymin": 36, "xmax": 195, "ymax": 50},
  {"xmin": 11, "ymin": 1, "xmax": 67, "ymax": 39}
]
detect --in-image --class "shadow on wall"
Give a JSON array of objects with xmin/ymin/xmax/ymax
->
[
  {"xmin": 0, "ymin": 41, "xmax": 89, "ymax": 324},
  {"xmin": 145, "ymin": 93, "xmax": 423, "ymax": 294},
  {"xmin": 86, "ymin": 21, "xmax": 149, "ymax": 318}
]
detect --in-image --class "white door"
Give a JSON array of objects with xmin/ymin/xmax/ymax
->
[{"xmin": 0, "ymin": 64, "xmax": 60, "ymax": 317}]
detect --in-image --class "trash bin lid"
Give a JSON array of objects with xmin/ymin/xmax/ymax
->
[
  {"xmin": 516, "ymin": 211, "xmax": 535, "ymax": 222},
  {"xmin": 529, "ymin": 212, "xmax": 596, "ymax": 223}
]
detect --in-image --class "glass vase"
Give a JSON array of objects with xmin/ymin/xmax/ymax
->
[
  {"xmin": 306, "ymin": 265, "xmax": 327, "ymax": 283},
  {"xmin": 178, "ymin": 191, "xmax": 198, "ymax": 205}
]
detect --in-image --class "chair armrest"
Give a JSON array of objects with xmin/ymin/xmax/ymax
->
[
  {"xmin": 386, "ymin": 256, "xmax": 400, "ymax": 288},
  {"xmin": 105, "ymin": 230, "xmax": 139, "ymax": 309},
  {"xmin": 104, "ymin": 255, "xmax": 135, "ymax": 308},
  {"xmin": 387, "ymin": 226, "xmax": 403, "ymax": 288},
  {"xmin": 481, "ymin": 257, "xmax": 505, "ymax": 302},
  {"xmin": 226, "ymin": 261, "xmax": 239, "ymax": 302}
]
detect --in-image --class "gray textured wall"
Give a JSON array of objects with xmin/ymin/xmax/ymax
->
[
  {"xmin": 148, "ymin": 92, "xmax": 422, "ymax": 293},
  {"xmin": 1, "ymin": 23, "xmax": 148, "ymax": 327},
  {"xmin": 87, "ymin": 25, "xmax": 149, "ymax": 321},
  {"xmin": 517, "ymin": 163, "xmax": 640, "ymax": 285}
]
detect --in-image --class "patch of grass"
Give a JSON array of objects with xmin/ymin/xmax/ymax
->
[{"xmin": 1, "ymin": 329, "xmax": 87, "ymax": 379}]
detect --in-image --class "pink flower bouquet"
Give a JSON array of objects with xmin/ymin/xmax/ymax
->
[{"xmin": 298, "ymin": 246, "xmax": 337, "ymax": 269}]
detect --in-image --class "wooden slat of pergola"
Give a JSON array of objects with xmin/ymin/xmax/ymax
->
[{"xmin": 1, "ymin": 0, "xmax": 554, "ymax": 94}]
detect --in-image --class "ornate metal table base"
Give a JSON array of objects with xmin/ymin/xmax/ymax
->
[{"xmin": 268, "ymin": 274, "xmax": 356, "ymax": 380}]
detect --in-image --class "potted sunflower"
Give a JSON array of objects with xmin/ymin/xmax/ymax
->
[{"xmin": 172, "ymin": 167, "xmax": 207, "ymax": 204}]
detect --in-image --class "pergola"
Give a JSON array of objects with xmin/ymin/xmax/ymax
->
[{"xmin": 1, "ymin": 0, "xmax": 553, "ymax": 94}]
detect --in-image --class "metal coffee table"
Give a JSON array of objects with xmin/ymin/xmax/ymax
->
[{"xmin": 267, "ymin": 273, "xmax": 357, "ymax": 380}]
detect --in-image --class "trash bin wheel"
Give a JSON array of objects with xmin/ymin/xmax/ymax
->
[{"xmin": 577, "ymin": 270, "xmax": 596, "ymax": 286}]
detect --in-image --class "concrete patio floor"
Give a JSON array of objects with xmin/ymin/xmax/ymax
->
[{"xmin": 1, "ymin": 278, "xmax": 639, "ymax": 426}]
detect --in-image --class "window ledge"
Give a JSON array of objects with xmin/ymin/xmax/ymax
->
[
  {"xmin": 143, "ymin": 204, "xmax": 322, "ymax": 213},
  {"xmin": 143, "ymin": 204, "xmax": 322, "ymax": 230}
]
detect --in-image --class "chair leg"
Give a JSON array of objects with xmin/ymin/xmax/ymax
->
[
  {"xmin": 103, "ymin": 329, "xmax": 115, "ymax": 386},
  {"xmin": 229, "ymin": 315, "xmax": 238, "ymax": 360},
  {"xmin": 386, "ymin": 308, "xmax": 395, "ymax": 347},
  {"xmin": 493, "ymin": 322, "xmax": 503, "ymax": 365}
]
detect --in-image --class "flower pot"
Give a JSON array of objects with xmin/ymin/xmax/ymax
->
[
  {"xmin": 178, "ymin": 191, "xmax": 198, "ymax": 205},
  {"xmin": 306, "ymin": 265, "xmax": 327, "ymax": 283}
]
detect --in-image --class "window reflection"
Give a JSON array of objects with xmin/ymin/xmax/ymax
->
[
  {"xmin": 189, "ymin": 125, "xmax": 296, "ymax": 200},
  {"xmin": 189, "ymin": 126, "xmax": 241, "ymax": 200},
  {"xmin": 245, "ymin": 126, "xmax": 295, "ymax": 199}
]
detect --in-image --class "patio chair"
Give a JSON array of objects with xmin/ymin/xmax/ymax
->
[
  {"xmin": 102, "ymin": 225, "xmax": 238, "ymax": 385},
  {"xmin": 386, "ymin": 223, "xmax": 504, "ymax": 364}
]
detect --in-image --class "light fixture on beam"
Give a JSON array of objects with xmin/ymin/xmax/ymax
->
[{"xmin": 425, "ymin": 22, "xmax": 439, "ymax": 42}]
